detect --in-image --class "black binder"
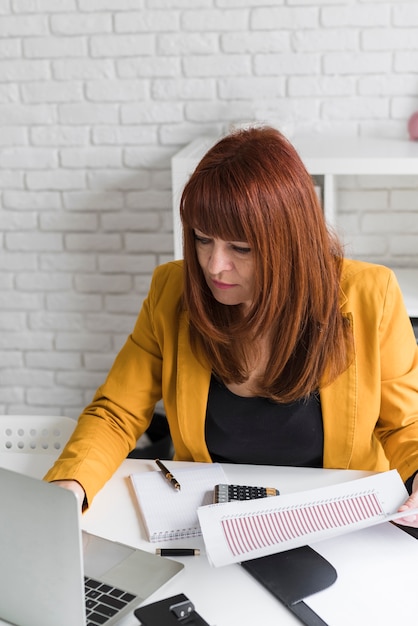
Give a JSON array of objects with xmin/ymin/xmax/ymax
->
[{"xmin": 241, "ymin": 545, "xmax": 337, "ymax": 626}]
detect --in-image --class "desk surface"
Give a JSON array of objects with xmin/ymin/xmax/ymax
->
[{"xmin": 1, "ymin": 455, "xmax": 417, "ymax": 626}]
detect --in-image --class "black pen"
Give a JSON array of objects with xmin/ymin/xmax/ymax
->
[
  {"xmin": 155, "ymin": 459, "xmax": 181, "ymax": 491},
  {"xmin": 156, "ymin": 548, "xmax": 200, "ymax": 557}
]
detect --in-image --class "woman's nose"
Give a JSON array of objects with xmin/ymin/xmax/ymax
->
[{"xmin": 208, "ymin": 245, "xmax": 233, "ymax": 274}]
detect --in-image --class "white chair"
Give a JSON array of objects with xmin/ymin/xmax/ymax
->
[{"xmin": 0, "ymin": 415, "xmax": 77, "ymax": 477}]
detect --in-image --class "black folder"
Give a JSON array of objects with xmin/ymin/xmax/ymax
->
[{"xmin": 241, "ymin": 545, "xmax": 337, "ymax": 626}]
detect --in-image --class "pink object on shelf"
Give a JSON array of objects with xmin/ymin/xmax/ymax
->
[{"xmin": 407, "ymin": 111, "xmax": 418, "ymax": 140}]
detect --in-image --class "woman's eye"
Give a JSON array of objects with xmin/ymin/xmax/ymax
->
[
  {"xmin": 194, "ymin": 233, "xmax": 212, "ymax": 245},
  {"xmin": 232, "ymin": 245, "xmax": 251, "ymax": 254}
]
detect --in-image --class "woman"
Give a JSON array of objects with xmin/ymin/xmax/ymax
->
[{"xmin": 45, "ymin": 126, "xmax": 418, "ymax": 525}]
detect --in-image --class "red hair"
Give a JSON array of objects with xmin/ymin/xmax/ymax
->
[{"xmin": 180, "ymin": 126, "xmax": 351, "ymax": 401}]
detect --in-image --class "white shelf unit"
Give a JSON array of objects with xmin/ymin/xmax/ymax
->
[{"xmin": 171, "ymin": 135, "xmax": 418, "ymax": 318}]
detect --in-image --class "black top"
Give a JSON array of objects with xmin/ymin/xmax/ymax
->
[{"xmin": 205, "ymin": 375, "xmax": 324, "ymax": 467}]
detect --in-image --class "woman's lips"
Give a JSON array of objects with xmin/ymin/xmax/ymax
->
[{"xmin": 211, "ymin": 279, "xmax": 236, "ymax": 290}]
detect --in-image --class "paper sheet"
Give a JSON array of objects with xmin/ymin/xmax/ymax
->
[{"xmin": 197, "ymin": 469, "xmax": 413, "ymax": 567}]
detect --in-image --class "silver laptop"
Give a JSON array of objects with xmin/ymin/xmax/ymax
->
[{"xmin": 0, "ymin": 467, "xmax": 184, "ymax": 626}]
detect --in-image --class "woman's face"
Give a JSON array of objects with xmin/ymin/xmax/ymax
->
[{"xmin": 193, "ymin": 229, "xmax": 255, "ymax": 310}]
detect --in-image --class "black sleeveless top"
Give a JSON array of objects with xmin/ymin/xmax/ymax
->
[{"xmin": 205, "ymin": 375, "xmax": 324, "ymax": 467}]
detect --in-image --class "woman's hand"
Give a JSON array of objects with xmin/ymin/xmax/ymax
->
[
  {"xmin": 52, "ymin": 479, "xmax": 86, "ymax": 511},
  {"xmin": 397, "ymin": 473, "xmax": 418, "ymax": 527}
]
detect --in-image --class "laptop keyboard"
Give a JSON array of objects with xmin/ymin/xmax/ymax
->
[{"xmin": 85, "ymin": 576, "xmax": 138, "ymax": 625}]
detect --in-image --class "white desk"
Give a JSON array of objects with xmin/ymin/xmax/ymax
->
[
  {"xmin": 171, "ymin": 135, "xmax": 418, "ymax": 317},
  {"xmin": 1, "ymin": 455, "xmax": 418, "ymax": 625}
]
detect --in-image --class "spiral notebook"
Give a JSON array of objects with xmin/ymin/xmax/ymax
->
[{"xmin": 130, "ymin": 462, "xmax": 227, "ymax": 542}]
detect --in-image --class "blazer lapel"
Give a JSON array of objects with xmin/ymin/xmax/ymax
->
[{"xmin": 176, "ymin": 311, "xmax": 212, "ymax": 461}]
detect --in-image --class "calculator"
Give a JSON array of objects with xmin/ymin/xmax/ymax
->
[{"xmin": 213, "ymin": 483, "xmax": 280, "ymax": 503}]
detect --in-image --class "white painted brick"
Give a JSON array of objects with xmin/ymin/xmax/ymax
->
[
  {"xmin": 0, "ymin": 84, "xmax": 19, "ymax": 105},
  {"xmin": 2, "ymin": 191, "xmax": 61, "ymax": 210},
  {"xmin": 339, "ymin": 190, "xmax": 389, "ymax": 212},
  {"xmin": 0, "ymin": 171, "xmax": 24, "ymax": 188},
  {"xmin": 0, "ymin": 291, "xmax": 44, "ymax": 310},
  {"xmin": 84, "ymin": 313, "xmax": 136, "ymax": 334},
  {"xmin": 0, "ymin": 351, "xmax": 23, "ymax": 367},
  {"xmin": 31, "ymin": 126, "xmax": 89, "ymax": 146},
  {"xmin": 222, "ymin": 32, "xmax": 289, "ymax": 53},
  {"xmin": 21, "ymin": 81, "xmax": 84, "ymax": 103},
  {"xmin": 117, "ymin": 57, "xmax": 179, "ymax": 78},
  {"xmin": 0, "ymin": 148, "xmax": 57, "ymax": 169},
  {"xmin": 65, "ymin": 233, "xmax": 121, "ymax": 252},
  {"xmin": 86, "ymin": 80, "xmax": 148, "ymax": 102},
  {"xmin": 0, "ymin": 274, "xmax": 13, "ymax": 289},
  {"xmin": 26, "ymin": 351, "xmax": 82, "ymax": 370},
  {"xmin": 46, "ymin": 292, "xmax": 102, "ymax": 312},
  {"xmin": 39, "ymin": 254, "xmax": 96, "ymax": 273},
  {"xmin": 323, "ymin": 52, "xmax": 392, "ymax": 74},
  {"xmin": 26, "ymin": 170, "xmax": 86, "ymax": 190},
  {"xmin": 6, "ymin": 232, "xmax": 63, "ymax": 252},
  {"xmin": 363, "ymin": 28, "xmax": 418, "ymax": 51},
  {"xmin": 115, "ymin": 10, "xmax": 180, "ymax": 32},
  {"xmin": 125, "ymin": 232, "xmax": 174, "ymax": 253},
  {"xmin": 254, "ymin": 53, "xmax": 319, "ymax": 76},
  {"xmin": 78, "ymin": 0, "xmax": 143, "ymax": 9},
  {"xmin": 391, "ymin": 190, "xmax": 418, "ymax": 211},
  {"xmin": 218, "ymin": 76, "xmax": 285, "ymax": 99},
  {"xmin": 84, "ymin": 353, "xmax": 115, "ymax": 371},
  {"xmin": 152, "ymin": 78, "xmax": 215, "ymax": 100},
  {"xmin": 101, "ymin": 212, "xmax": 160, "ymax": 232},
  {"xmin": 98, "ymin": 254, "xmax": 156, "ymax": 274},
  {"xmin": 75, "ymin": 274, "xmax": 132, "ymax": 293},
  {"xmin": 182, "ymin": 9, "xmax": 248, "ymax": 31},
  {"xmin": 158, "ymin": 33, "xmax": 218, "ymax": 55},
  {"xmin": 27, "ymin": 387, "xmax": 84, "ymax": 407},
  {"xmin": 29, "ymin": 311, "xmax": 85, "ymax": 330},
  {"xmin": 126, "ymin": 190, "xmax": 172, "ymax": 210},
  {"xmin": 91, "ymin": 35, "xmax": 155, "ymax": 58},
  {"xmin": 105, "ymin": 294, "xmax": 146, "ymax": 314},
  {"xmin": 346, "ymin": 235, "xmax": 388, "ymax": 258},
  {"xmin": 16, "ymin": 272, "xmax": 72, "ymax": 292},
  {"xmin": 1, "ymin": 211, "xmax": 37, "ymax": 230},
  {"xmin": 86, "ymin": 169, "xmax": 150, "ymax": 191},
  {"xmin": 52, "ymin": 59, "xmax": 115, "ymax": 80},
  {"xmin": 147, "ymin": 0, "xmax": 211, "ymax": 6},
  {"xmin": 391, "ymin": 236, "xmax": 418, "ymax": 256},
  {"xmin": 358, "ymin": 75, "xmax": 418, "ymax": 97},
  {"xmin": 62, "ymin": 190, "xmax": 124, "ymax": 211},
  {"xmin": 362, "ymin": 212, "xmax": 418, "ymax": 234},
  {"xmin": 121, "ymin": 102, "xmax": 183, "ymax": 124},
  {"xmin": 322, "ymin": 5, "xmax": 389, "ymax": 27},
  {"xmin": 14, "ymin": 0, "xmax": 76, "ymax": 12},
  {"xmin": 124, "ymin": 146, "xmax": 173, "ymax": 169},
  {"xmin": 60, "ymin": 147, "xmax": 122, "ymax": 168},
  {"xmin": 186, "ymin": 101, "xmax": 254, "ymax": 123},
  {"xmin": 40, "ymin": 212, "xmax": 98, "ymax": 232},
  {"xmin": 218, "ymin": 0, "xmax": 281, "ymax": 6},
  {"xmin": 0, "ymin": 253, "xmax": 38, "ymax": 271},
  {"xmin": 183, "ymin": 55, "xmax": 251, "ymax": 77},
  {"xmin": 294, "ymin": 29, "xmax": 358, "ymax": 52},
  {"xmin": 0, "ymin": 388, "xmax": 24, "ymax": 404},
  {"xmin": 0, "ymin": 103, "xmax": 54, "ymax": 124},
  {"xmin": 0, "ymin": 15, "xmax": 48, "ymax": 36},
  {"xmin": 51, "ymin": 13, "xmax": 112, "ymax": 34},
  {"xmin": 24, "ymin": 36, "xmax": 87, "ymax": 58},
  {"xmin": 56, "ymin": 371, "xmax": 106, "ymax": 389},
  {"xmin": 289, "ymin": 76, "xmax": 355, "ymax": 97},
  {"xmin": 0, "ymin": 331, "xmax": 54, "ymax": 350},
  {"xmin": 394, "ymin": 4, "xmax": 418, "ymax": 27},
  {"xmin": 0, "ymin": 59, "xmax": 50, "ymax": 82},
  {"xmin": 92, "ymin": 125, "xmax": 157, "ymax": 145},
  {"xmin": 55, "ymin": 332, "xmax": 112, "ymax": 351},
  {"xmin": 322, "ymin": 98, "xmax": 389, "ymax": 120},
  {"xmin": 58, "ymin": 103, "xmax": 119, "ymax": 125},
  {"xmin": 0, "ymin": 39, "xmax": 21, "ymax": 58},
  {"xmin": 0, "ymin": 313, "xmax": 27, "ymax": 331},
  {"xmin": 252, "ymin": 7, "xmax": 318, "ymax": 30}
]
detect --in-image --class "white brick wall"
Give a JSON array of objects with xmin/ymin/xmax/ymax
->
[{"xmin": 1, "ymin": 0, "xmax": 418, "ymax": 416}]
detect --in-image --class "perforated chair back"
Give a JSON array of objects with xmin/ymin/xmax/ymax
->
[{"xmin": 0, "ymin": 415, "xmax": 76, "ymax": 455}]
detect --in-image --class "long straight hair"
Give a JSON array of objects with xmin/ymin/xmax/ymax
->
[{"xmin": 180, "ymin": 126, "xmax": 351, "ymax": 402}]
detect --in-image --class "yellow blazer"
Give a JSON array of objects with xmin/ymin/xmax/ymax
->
[{"xmin": 45, "ymin": 259, "xmax": 418, "ymax": 507}]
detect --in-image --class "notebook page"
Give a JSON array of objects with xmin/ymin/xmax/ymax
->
[{"xmin": 130, "ymin": 463, "xmax": 227, "ymax": 542}]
